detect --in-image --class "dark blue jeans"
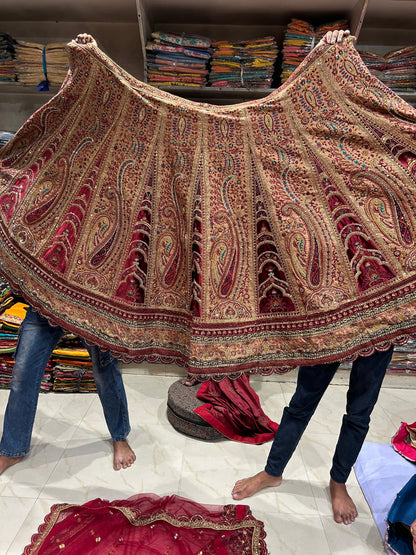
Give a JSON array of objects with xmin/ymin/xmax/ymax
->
[
  {"xmin": 0, "ymin": 307, "xmax": 131, "ymax": 457},
  {"xmin": 265, "ymin": 346, "xmax": 394, "ymax": 483}
]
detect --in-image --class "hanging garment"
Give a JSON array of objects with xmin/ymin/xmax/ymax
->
[
  {"xmin": 1, "ymin": 36, "xmax": 416, "ymax": 379},
  {"xmin": 23, "ymin": 493, "xmax": 268, "ymax": 554}
]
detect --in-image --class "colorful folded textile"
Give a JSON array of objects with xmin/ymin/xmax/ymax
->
[
  {"xmin": 51, "ymin": 334, "xmax": 96, "ymax": 393},
  {"xmin": 280, "ymin": 19, "xmax": 348, "ymax": 84},
  {"xmin": 0, "ymin": 33, "xmax": 17, "ymax": 81},
  {"xmin": 0, "ymin": 297, "xmax": 53, "ymax": 391},
  {"xmin": 338, "ymin": 339, "xmax": 416, "ymax": 376},
  {"xmin": 209, "ymin": 36, "xmax": 278, "ymax": 88},
  {"xmin": 146, "ymin": 31, "xmax": 212, "ymax": 87},
  {"xmin": 358, "ymin": 46, "xmax": 416, "ymax": 92}
]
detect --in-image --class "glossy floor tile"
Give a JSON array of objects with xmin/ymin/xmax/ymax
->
[{"xmin": 0, "ymin": 372, "xmax": 413, "ymax": 554}]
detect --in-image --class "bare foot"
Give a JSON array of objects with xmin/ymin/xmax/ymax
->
[
  {"xmin": 232, "ymin": 470, "xmax": 282, "ymax": 500},
  {"xmin": 0, "ymin": 454, "xmax": 24, "ymax": 475},
  {"xmin": 330, "ymin": 478, "xmax": 358, "ymax": 525},
  {"xmin": 113, "ymin": 440, "xmax": 136, "ymax": 471}
]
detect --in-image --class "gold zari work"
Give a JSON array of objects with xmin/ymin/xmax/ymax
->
[{"xmin": 1, "ymin": 37, "xmax": 416, "ymax": 378}]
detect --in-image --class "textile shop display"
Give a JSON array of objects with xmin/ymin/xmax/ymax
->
[
  {"xmin": 280, "ymin": 18, "xmax": 349, "ymax": 84},
  {"xmin": 0, "ymin": 273, "xmax": 13, "ymax": 312},
  {"xmin": 0, "ymin": 32, "xmax": 17, "ymax": 81},
  {"xmin": 208, "ymin": 37, "xmax": 278, "ymax": 89},
  {"xmin": 2, "ymin": 37, "xmax": 416, "ymax": 379},
  {"xmin": 146, "ymin": 31, "xmax": 212, "ymax": 87},
  {"xmin": 392, "ymin": 421, "xmax": 416, "ymax": 463},
  {"xmin": 23, "ymin": 493, "xmax": 268, "ymax": 554},
  {"xmin": 0, "ymin": 299, "xmax": 54, "ymax": 391},
  {"xmin": 15, "ymin": 40, "xmax": 69, "ymax": 90},
  {"xmin": 359, "ymin": 47, "xmax": 416, "ymax": 93},
  {"xmin": 51, "ymin": 334, "xmax": 96, "ymax": 393},
  {"xmin": 338, "ymin": 339, "xmax": 416, "ymax": 376}
]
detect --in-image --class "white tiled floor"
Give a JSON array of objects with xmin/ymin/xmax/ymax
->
[{"xmin": 0, "ymin": 366, "xmax": 414, "ymax": 554}]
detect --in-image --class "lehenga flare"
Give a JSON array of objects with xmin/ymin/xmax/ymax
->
[{"xmin": 1, "ymin": 36, "xmax": 416, "ymax": 378}]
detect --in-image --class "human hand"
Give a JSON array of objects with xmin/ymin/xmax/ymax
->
[
  {"xmin": 319, "ymin": 29, "xmax": 351, "ymax": 46},
  {"xmin": 75, "ymin": 33, "xmax": 95, "ymax": 44}
]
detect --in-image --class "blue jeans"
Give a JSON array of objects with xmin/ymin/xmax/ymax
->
[
  {"xmin": 265, "ymin": 346, "xmax": 394, "ymax": 483},
  {"xmin": 0, "ymin": 307, "xmax": 131, "ymax": 457}
]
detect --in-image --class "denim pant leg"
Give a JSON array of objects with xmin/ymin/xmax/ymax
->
[
  {"xmin": 0, "ymin": 307, "xmax": 63, "ymax": 457},
  {"xmin": 330, "ymin": 345, "xmax": 394, "ymax": 483},
  {"xmin": 84, "ymin": 344, "xmax": 131, "ymax": 442},
  {"xmin": 265, "ymin": 361, "xmax": 340, "ymax": 477}
]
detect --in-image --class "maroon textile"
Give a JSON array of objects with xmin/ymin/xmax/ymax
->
[
  {"xmin": 195, "ymin": 375, "xmax": 278, "ymax": 443},
  {"xmin": 24, "ymin": 494, "xmax": 268, "ymax": 554}
]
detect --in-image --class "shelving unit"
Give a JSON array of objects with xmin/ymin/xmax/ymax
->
[{"xmin": 0, "ymin": 0, "xmax": 415, "ymax": 130}]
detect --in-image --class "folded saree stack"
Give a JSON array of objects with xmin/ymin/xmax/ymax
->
[
  {"xmin": 0, "ymin": 275, "xmax": 13, "ymax": 314},
  {"xmin": 15, "ymin": 40, "xmax": 69, "ymax": 88},
  {"xmin": 0, "ymin": 32, "xmax": 17, "ymax": 81},
  {"xmin": 280, "ymin": 19, "xmax": 348, "ymax": 84},
  {"xmin": 358, "ymin": 46, "xmax": 416, "ymax": 92},
  {"xmin": 51, "ymin": 335, "xmax": 96, "ymax": 393},
  {"xmin": 338, "ymin": 339, "xmax": 416, "ymax": 376},
  {"xmin": 0, "ymin": 299, "xmax": 53, "ymax": 390},
  {"xmin": 208, "ymin": 36, "xmax": 278, "ymax": 88},
  {"xmin": 146, "ymin": 31, "xmax": 212, "ymax": 87}
]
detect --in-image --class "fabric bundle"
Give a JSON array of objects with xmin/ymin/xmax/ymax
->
[
  {"xmin": 15, "ymin": 40, "xmax": 69, "ymax": 90},
  {"xmin": 146, "ymin": 31, "xmax": 212, "ymax": 87},
  {"xmin": 338, "ymin": 339, "xmax": 416, "ymax": 376},
  {"xmin": 358, "ymin": 46, "xmax": 416, "ymax": 93},
  {"xmin": 280, "ymin": 19, "xmax": 348, "ymax": 84},
  {"xmin": 51, "ymin": 335, "xmax": 95, "ymax": 393},
  {"xmin": 0, "ymin": 32, "xmax": 17, "ymax": 81},
  {"xmin": 0, "ymin": 274, "xmax": 13, "ymax": 313},
  {"xmin": 209, "ymin": 36, "xmax": 278, "ymax": 88},
  {"xmin": 0, "ymin": 299, "xmax": 52, "ymax": 390}
]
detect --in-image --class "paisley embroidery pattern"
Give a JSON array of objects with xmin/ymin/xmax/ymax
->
[{"xmin": 1, "ymin": 37, "xmax": 416, "ymax": 379}]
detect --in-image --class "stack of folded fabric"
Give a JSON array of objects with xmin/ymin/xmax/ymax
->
[
  {"xmin": 208, "ymin": 37, "xmax": 278, "ymax": 88},
  {"xmin": 337, "ymin": 339, "xmax": 416, "ymax": 376},
  {"xmin": 384, "ymin": 339, "xmax": 416, "ymax": 376},
  {"xmin": 15, "ymin": 40, "xmax": 69, "ymax": 89},
  {"xmin": 0, "ymin": 32, "xmax": 17, "ymax": 81},
  {"xmin": 0, "ymin": 275, "xmax": 14, "ymax": 313},
  {"xmin": 358, "ymin": 46, "xmax": 416, "ymax": 92},
  {"xmin": 280, "ymin": 19, "xmax": 315, "ymax": 84},
  {"xmin": 51, "ymin": 334, "xmax": 96, "ymax": 393},
  {"xmin": 146, "ymin": 31, "xmax": 212, "ymax": 87},
  {"xmin": 0, "ymin": 300, "xmax": 54, "ymax": 391},
  {"xmin": 280, "ymin": 19, "xmax": 349, "ymax": 85},
  {"xmin": 314, "ymin": 19, "xmax": 349, "ymax": 43}
]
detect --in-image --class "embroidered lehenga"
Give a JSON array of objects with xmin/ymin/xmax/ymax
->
[{"xmin": 1, "ymin": 36, "xmax": 416, "ymax": 379}]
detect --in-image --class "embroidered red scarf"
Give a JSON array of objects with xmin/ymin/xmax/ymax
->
[{"xmin": 1, "ymin": 37, "xmax": 416, "ymax": 378}]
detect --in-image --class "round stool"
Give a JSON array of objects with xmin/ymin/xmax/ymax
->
[{"xmin": 167, "ymin": 379, "xmax": 226, "ymax": 441}]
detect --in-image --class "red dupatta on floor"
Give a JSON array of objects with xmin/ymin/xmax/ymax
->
[
  {"xmin": 24, "ymin": 494, "xmax": 268, "ymax": 554},
  {"xmin": 1, "ymin": 37, "xmax": 416, "ymax": 379}
]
